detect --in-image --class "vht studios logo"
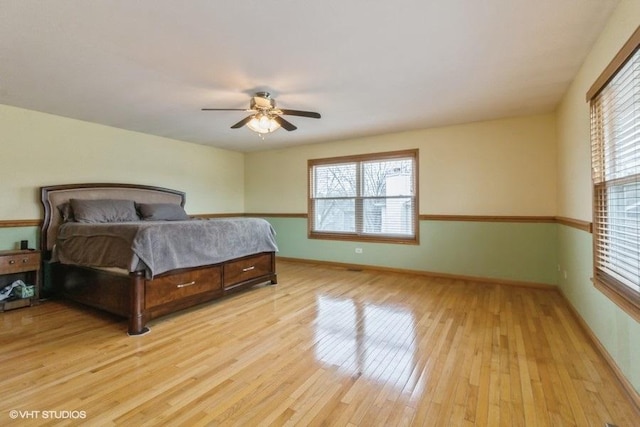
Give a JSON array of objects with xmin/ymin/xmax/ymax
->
[{"xmin": 9, "ymin": 410, "xmax": 87, "ymax": 420}]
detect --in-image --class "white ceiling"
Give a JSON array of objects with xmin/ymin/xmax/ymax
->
[{"xmin": 0, "ymin": 0, "xmax": 619, "ymax": 152}]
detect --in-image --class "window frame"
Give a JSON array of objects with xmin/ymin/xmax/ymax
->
[
  {"xmin": 587, "ymin": 26, "xmax": 640, "ymax": 322},
  {"xmin": 307, "ymin": 149, "xmax": 419, "ymax": 245}
]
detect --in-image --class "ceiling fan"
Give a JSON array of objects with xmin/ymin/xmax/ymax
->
[{"xmin": 202, "ymin": 91, "xmax": 321, "ymax": 134}]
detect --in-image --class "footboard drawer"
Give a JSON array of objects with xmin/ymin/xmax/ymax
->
[
  {"xmin": 223, "ymin": 253, "xmax": 272, "ymax": 288},
  {"xmin": 146, "ymin": 266, "xmax": 222, "ymax": 309}
]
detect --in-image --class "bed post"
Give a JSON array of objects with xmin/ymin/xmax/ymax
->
[
  {"xmin": 270, "ymin": 252, "xmax": 278, "ymax": 284},
  {"xmin": 128, "ymin": 271, "xmax": 149, "ymax": 335}
]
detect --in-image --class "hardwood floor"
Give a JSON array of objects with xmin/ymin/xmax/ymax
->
[{"xmin": 0, "ymin": 260, "xmax": 638, "ymax": 426}]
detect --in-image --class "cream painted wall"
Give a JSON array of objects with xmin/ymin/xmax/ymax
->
[
  {"xmin": 557, "ymin": 0, "xmax": 640, "ymax": 220},
  {"xmin": 245, "ymin": 114, "xmax": 557, "ymax": 215},
  {"xmin": 0, "ymin": 104, "xmax": 245, "ymax": 220}
]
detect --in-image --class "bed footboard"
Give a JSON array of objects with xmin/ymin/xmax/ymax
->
[{"xmin": 50, "ymin": 252, "xmax": 277, "ymax": 335}]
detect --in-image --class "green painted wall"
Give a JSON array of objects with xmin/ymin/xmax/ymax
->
[
  {"xmin": 0, "ymin": 227, "xmax": 39, "ymax": 251},
  {"xmin": 557, "ymin": 225, "xmax": 640, "ymax": 393},
  {"xmin": 0, "ymin": 219, "xmax": 557, "ymax": 287},
  {"xmin": 265, "ymin": 217, "xmax": 558, "ymax": 286}
]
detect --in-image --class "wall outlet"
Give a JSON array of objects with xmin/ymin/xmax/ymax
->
[{"xmin": 355, "ymin": 248, "xmax": 363, "ymax": 254}]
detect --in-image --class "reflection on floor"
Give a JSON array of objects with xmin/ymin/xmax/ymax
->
[{"xmin": 315, "ymin": 295, "xmax": 418, "ymax": 388}]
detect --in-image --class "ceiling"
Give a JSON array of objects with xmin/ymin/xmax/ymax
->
[{"xmin": 0, "ymin": 0, "xmax": 619, "ymax": 152}]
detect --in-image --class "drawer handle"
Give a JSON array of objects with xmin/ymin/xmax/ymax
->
[
  {"xmin": 9, "ymin": 260, "xmax": 15, "ymax": 265},
  {"xmin": 177, "ymin": 281, "xmax": 196, "ymax": 288},
  {"xmin": 242, "ymin": 266, "xmax": 255, "ymax": 272},
  {"xmin": 22, "ymin": 258, "xmax": 29, "ymax": 263}
]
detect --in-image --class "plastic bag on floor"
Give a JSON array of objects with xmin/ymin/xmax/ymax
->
[{"xmin": 0, "ymin": 280, "xmax": 29, "ymax": 301}]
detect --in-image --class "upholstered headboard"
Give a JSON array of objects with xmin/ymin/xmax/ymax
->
[{"xmin": 40, "ymin": 183, "xmax": 186, "ymax": 255}]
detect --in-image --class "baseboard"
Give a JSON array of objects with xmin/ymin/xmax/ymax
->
[
  {"xmin": 556, "ymin": 289, "xmax": 640, "ymax": 416},
  {"xmin": 276, "ymin": 256, "xmax": 557, "ymax": 290}
]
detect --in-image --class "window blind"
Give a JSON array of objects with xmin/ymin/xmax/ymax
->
[
  {"xmin": 308, "ymin": 150, "xmax": 418, "ymax": 243},
  {"xmin": 590, "ymin": 44, "xmax": 640, "ymax": 307}
]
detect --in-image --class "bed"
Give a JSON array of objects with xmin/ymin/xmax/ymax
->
[{"xmin": 41, "ymin": 183, "xmax": 278, "ymax": 335}]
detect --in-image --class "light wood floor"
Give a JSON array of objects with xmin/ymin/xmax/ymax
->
[{"xmin": 0, "ymin": 260, "xmax": 638, "ymax": 426}]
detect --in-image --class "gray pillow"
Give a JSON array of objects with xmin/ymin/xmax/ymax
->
[
  {"xmin": 57, "ymin": 202, "xmax": 75, "ymax": 222},
  {"xmin": 137, "ymin": 203, "xmax": 190, "ymax": 221},
  {"xmin": 70, "ymin": 199, "xmax": 139, "ymax": 223}
]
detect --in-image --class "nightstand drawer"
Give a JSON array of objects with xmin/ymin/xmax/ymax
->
[{"xmin": 0, "ymin": 251, "xmax": 41, "ymax": 274}]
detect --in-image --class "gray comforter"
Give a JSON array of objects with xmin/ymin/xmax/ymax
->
[{"xmin": 55, "ymin": 218, "xmax": 278, "ymax": 278}]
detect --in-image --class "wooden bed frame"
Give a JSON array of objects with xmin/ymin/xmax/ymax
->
[{"xmin": 41, "ymin": 183, "xmax": 277, "ymax": 335}]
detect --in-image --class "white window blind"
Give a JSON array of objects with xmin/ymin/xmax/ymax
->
[
  {"xmin": 308, "ymin": 150, "xmax": 418, "ymax": 243},
  {"xmin": 591, "ymin": 45, "xmax": 640, "ymax": 306}
]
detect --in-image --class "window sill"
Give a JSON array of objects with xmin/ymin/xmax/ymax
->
[
  {"xmin": 309, "ymin": 232, "xmax": 419, "ymax": 245},
  {"xmin": 593, "ymin": 276, "xmax": 640, "ymax": 323}
]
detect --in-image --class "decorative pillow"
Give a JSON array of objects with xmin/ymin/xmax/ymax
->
[
  {"xmin": 70, "ymin": 199, "xmax": 139, "ymax": 223},
  {"xmin": 137, "ymin": 203, "xmax": 190, "ymax": 221},
  {"xmin": 57, "ymin": 202, "xmax": 75, "ymax": 222}
]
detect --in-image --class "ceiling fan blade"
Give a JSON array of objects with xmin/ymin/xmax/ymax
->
[
  {"xmin": 201, "ymin": 108, "xmax": 251, "ymax": 111},
  {"xmin": 274, "ymin": 115, "xmax": 297, "ymax": 131},
  {"xmin": 279, "ymin": 109, "xmax": 321, "ymax": 119},
  {"xmin": 230, "ymin": 116, "xmax": 253, "ymax": 129}
]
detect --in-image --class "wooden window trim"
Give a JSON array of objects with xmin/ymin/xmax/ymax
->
[
  {"xmin": 308, "ymin": 149, "xmax": 419, "ymax": 245},
  {"xmin": 588, "ymin": 26, "xmax": 640, "ymax": 321},
  {"xmin": 586, "ymin": 26, "xmax": 640, "ymax": 101}
]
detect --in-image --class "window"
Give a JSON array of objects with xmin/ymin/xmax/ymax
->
[
  {"xmin": 588, "ymin": 27, "xmax": 640, "ymax": 320},
  {"xmin": 308, "ymin": 149, "xmax": 418, "ymax": 244}
]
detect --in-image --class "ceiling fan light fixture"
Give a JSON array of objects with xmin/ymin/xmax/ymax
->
[
  {"xmin": 202, "ymin": 91, "xmax": 320, "ymax": 136},
  {"xmin": 246, "ymin": 114, "xmax": 281, "ymax": 134}
]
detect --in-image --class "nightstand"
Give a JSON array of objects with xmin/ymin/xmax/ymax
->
[{"xmin": 0, "ymin": 249, "xmax": 41, "ymax": 311}]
